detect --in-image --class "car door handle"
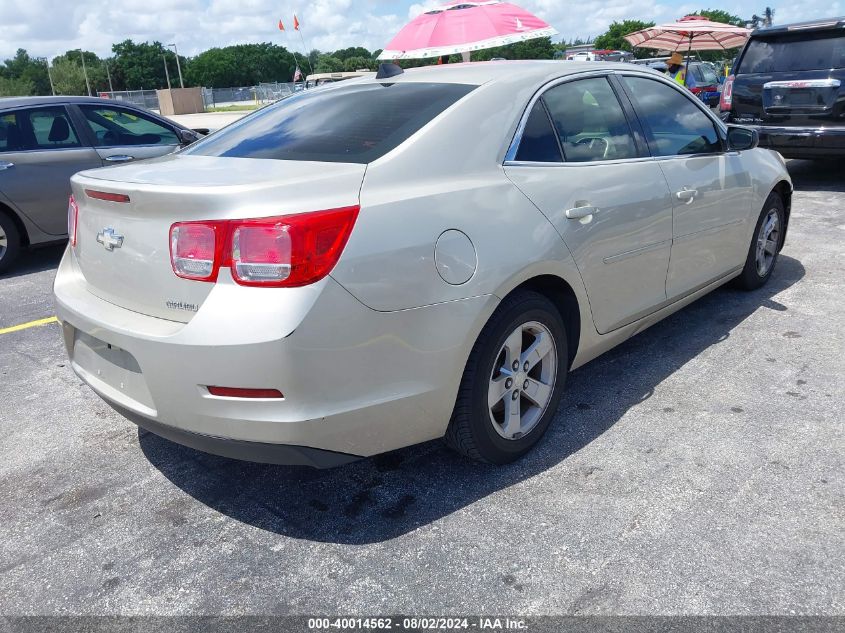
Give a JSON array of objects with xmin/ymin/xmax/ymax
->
[
  {"xmin": 104, "ymin": 155, "xmax": 135, "ymax": 163},
  {"xmin": 0, "ymin": 161, "xmax": 14, "ymax": 170},
  {"xmin": 565, "ymin": 204, "xmax": 598, "ymax": 220},
  {"xmin": 675, "ymin": 187, "xmax": 698, "ymax": 203}
]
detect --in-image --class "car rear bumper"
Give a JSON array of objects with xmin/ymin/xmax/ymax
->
[
  {"xmin": 111, "ymin": 402, "xmax": 361, "ymax": 468},
  {"xmin": 753, "ymin": 125, "xmax": 845, "ymax": 158},
  {"xmin": 54, "ymin": 248, "xmax": 496, "ymax": 465}
]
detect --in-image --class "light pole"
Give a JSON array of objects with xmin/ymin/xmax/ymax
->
[
  {"xmin": 77, "ymin": 49, "xmax": 92, "ymax": 96},
  {"xmin": 40, "ymin": 58, "xmax": 56, "ymax": 95},
  {"xmin": 162, "ymin": 55, "xmax": 171, "ymax": 89},
  {"xmin": 167, "ymin": 43, "xmax": 184, "ymax": 88},
  {"xmin": 105, "ymin": 62, "xmax": 114, "ymax": 93}
]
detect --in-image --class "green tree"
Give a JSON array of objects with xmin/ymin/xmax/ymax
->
[
  {"xmin": 0, "ymin": 75, "xmax": 34, "ymax": 97},
  {"xmin": 111, "ymin": 40, "xmax": 185, "ymax": 90},
  {"xmin": 51, "ymin": 50, "xmax": 109, "ymax": 94},
  {"xmin": 696, "ymin": 9, "xmax": 745, "ymax": 26},
  {"xmin": 331, "ymin": 46, "xmax": 373, "ymax": 61},
  {"xmin": 50, "ymin": 58, "xmax": 89, "ymax": 95},
  {"xmin": 343, "ymin": 56, "xmax": 374, "ymax": 71},
  {"xmin": 471, "ymin": 37, "xmax": 556, "ymax": 61},
  {"xmin": 1, "ymin": 49, "xmax": 51, "ymax": 95},
  {"xmin": 314, "ymin": 55, "xmax": 344, "ymax": 73},
  {"xmin": 186, "ymin": 43, "xmax": 297, "ymax": 87},
  {"xmin": 593, "ymin": 20, "xmax": 657, "ymax": 58}
]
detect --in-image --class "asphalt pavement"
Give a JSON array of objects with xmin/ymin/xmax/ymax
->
[{"xmin": 0, "ymin": 160, "xmax": 842, "ymax": 616}]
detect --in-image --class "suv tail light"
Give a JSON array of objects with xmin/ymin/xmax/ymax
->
[
  {"xmin": 720, "ymin": 74, "xmax": 734, "ymax": 111},
  {"xmin": 169, "ymin": 206, "xmax": 359, "ymax": 287},
  {"xmin": 67, "ymin": 195, "xmax": 79, "ymax": 247}
]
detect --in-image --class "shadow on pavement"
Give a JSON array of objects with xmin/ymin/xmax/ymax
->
[
  {"xmin": 141, "ymin": 256, "xmax": 805, "ymax": 545},
  {"xmin": 0, "ymin": 243, "xmax": 65, "ymax": 279},
  {"xmin": 787, "ymin": 159, "xmax": 845, "ymax": 192}
]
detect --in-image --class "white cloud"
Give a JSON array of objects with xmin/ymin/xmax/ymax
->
[{"xmin": 1, "ymin": 0, "xmax": 843, "ymax": 62}]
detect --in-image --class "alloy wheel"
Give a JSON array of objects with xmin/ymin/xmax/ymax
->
[
  {"xmin": 755, "ymin": 208, "xmax": 780, "ymax": 277},
  {"xmin": 488, "ymin": 321, "xmax": 557, "ymax": 440}
]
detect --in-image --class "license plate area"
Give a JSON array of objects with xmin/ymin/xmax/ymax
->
[
  {"xmin": 72, "ymin": 330, "xmax": 157, "ymax": 415},
  {"xmin": 763, "ymin": 79, "xmax": 839, "ymax": 113}
]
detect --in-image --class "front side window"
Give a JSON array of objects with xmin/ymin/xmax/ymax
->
[
  {"xmin": 185, "ymin": 82, "xmax": 476, "ymax": 164},
  {"xmin": 79, "ymin": 106, "xmax": 179, "ymax": 147},
  {"xmin": 541, "ymin": 77, "xmax": 638, "ymax": 162},
  {"xmin": 0, "ymin": 107, "xmax": 81, "ymax": 152},
  {"xmin": 622, "ymin": 76, "xmax": 722, "ymax": 157}
]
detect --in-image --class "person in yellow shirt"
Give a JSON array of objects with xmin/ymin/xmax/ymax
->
[{"xmin": 666, "ymin": 52, "xmax": 696, "ymax": 89}]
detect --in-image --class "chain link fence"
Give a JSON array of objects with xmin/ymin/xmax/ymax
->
[
  {"xmin": 98, "ymin": 83, "xmax": 301, "ymax": 113},
  {"xmin": 97, "ymin": 89, "xmax": 160, "ymax": 111}
]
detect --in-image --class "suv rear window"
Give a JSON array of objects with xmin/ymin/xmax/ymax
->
[
  {"xmin": 185, "ymin": 82, "xmax": 475, "ymax": 163},
  {"xmin": 738, "ymin": 31, "xmax": 845, "ymax": 73}
]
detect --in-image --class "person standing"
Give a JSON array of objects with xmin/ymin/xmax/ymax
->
[{"xmin": 666, "ymin": 52, "xmax": 696, "ymax": 89}]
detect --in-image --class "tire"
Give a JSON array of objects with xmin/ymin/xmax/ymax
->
[
  {"xmin": 734, "ymin": 192, "xmax": 785, "ymax": 291},
  {"xmin": 445, "ymin": 290, "xmax": 568, "ymax": 464},
  {"xmin": 0, "ymin": 211, "xmax": 22, "ymax": 274}
]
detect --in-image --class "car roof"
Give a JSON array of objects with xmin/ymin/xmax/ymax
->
[
  {"xmin": 752, "ymin": 16, "xmax": 845, "ymax": 36},
  {"xmin": 0, "ymin": 95, "xmax": 146, "ymax": 111},
  {"xmin": 365, "ymin": 60, "xmax": 658, "ymax": 87}
]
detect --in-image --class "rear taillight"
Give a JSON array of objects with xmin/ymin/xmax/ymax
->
[
  {"xmin": 169, "ymin": 222, "xmax": 226, "ymax": 281},
  {"xmin": 689, "ymin": 86, "xmax": 702, "ymax": 95},
  {"xmin": 67, "ymin": 195, "xmax": 79, "ymax": 247},
  {"xmin": 720, "ymin": 75, "xmax": 734, "ymax": 111},
  {"xmin": 169, "ymin": 206, "xmax": 359, "ymax": 287}
]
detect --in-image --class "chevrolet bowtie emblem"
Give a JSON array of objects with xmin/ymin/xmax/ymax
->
[{"xmin": 96, "ymin": 228, "xmax": 124, "ymax": 251}]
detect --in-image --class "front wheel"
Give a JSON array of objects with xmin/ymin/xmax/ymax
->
[
  {"xmin": 735, "ymin": 192, "xmax": 785, "ymax": 291},
  {"xmin": 445, "ymin": 290, "xmax": 568, "ymax": 464}
]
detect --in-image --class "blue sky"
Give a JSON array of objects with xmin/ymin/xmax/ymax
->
[{"xmin": 2, "ymin": 0, "xmax": 843, "ymax": 61}]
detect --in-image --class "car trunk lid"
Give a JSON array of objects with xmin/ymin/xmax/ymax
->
[{"xmin": 70, "ymin": 154, "xmax": 366, "ymax": 323}]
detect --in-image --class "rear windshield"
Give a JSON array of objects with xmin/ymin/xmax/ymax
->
[
  {"xmin": 184, "ymin": 82, "xmax": 475, "ymax": 163},
  {"xmin": 738, "ymin": 31, "xmax": 845, "ymax": 73}
]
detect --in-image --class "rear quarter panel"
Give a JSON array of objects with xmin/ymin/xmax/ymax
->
[{"xmin": 331, "ymin": 77, "xmax": 586, "ymax": 308}]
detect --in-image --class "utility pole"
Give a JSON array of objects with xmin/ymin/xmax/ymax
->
[
  {"xmin": 42, "ymin": 58, "xmax": 56, "ymax": 95},
  {"xmin": 167, "ymin": 43, "xmax": 184, "ymax": 88},
  {"xmin": 105, "ymin": 62, "xmax": 114, "ymax": 93},
  {"xmin": 78, "ymin": 50, "xmax": 92, "ymax": 96},
  {"xmin": 163, "ymin": 55, "xmax": 171, "ymax": 89}
]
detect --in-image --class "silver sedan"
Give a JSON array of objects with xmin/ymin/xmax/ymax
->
[{"xmin": 54, "ymin": 62, "xmax": 792, "ymax": 467}]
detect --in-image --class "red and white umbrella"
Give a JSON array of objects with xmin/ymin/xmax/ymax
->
[
  {"xmin": 624, "ymin": 15, "xmax": 751, "ymax": 52},
  {"xmin": 378, "ymin": 0, "xmax": 557, "ymax": 61}
]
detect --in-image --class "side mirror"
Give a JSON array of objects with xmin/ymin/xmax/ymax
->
[
  {"xmin": 178, "ymin": 128, "xmax": 200, "ymax": 145},
  {"xmin": 727, "ymin": 126, "xmax": 758, "ymax": 151}
]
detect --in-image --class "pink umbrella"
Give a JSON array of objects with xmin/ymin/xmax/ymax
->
[{"xmin": 378, "ymin": 0, "xmax": 558, "ymax": 61}]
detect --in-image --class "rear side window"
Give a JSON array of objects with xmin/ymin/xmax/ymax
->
[
  {"xmin": 738, "ymin": 31, "xmax": 845, "ymax": 73},
  {"xmin": 185, "ymin": 82, "xmax": 475, "ymax": 163},
  {"xmin": 514, "ymin": 101, "xmax": 562, "ymax": 162},
  {"xmin": 0, "ymin": 107, "xmax": 81, "ymax": 152},
  {"xmin": 542, "ymin": 77, "xmax": 638, "ymax": 162}
]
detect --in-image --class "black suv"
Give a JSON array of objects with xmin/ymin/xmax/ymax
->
[{"xmin": 721, "ymin": 17, "xmax": 845, "ymax": 158}]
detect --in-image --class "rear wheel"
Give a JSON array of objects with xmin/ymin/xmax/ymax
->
[
  {"xmin": 0, "ymin": 212, "xmax": 22, "ymax": 274},
  {"xmin": 735, "ymin": 192, "xmax": 785, "ymax": 290},
  {"xmin": 445, "ymin": 290, "xmax": 568, "ymax": 464}
]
